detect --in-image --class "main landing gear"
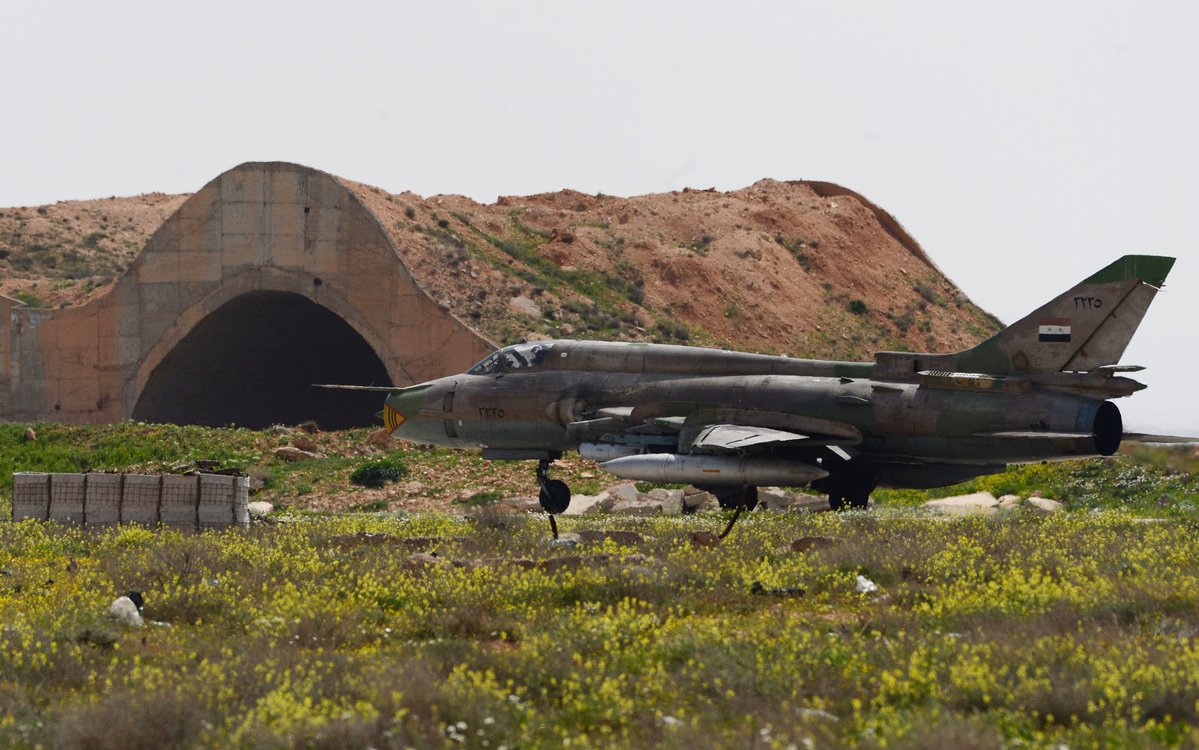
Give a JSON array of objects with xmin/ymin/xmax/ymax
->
[
  {"xmin": 537, "ymin": 459, "xmax": 571, "ymax": 539},
  {"xmin": 812, "ymin": 460, "xmax": 876, "ymax": 511},
  {"xmin": 532, "ymin": 465, "xmax": 763, "ymax": 542}
]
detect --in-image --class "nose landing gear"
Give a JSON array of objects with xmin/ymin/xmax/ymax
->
[{"xmin": 537, "ymin": 459, "xmax": 571, "ymax": 539}]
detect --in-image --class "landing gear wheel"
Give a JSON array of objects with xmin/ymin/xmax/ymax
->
[
  {"xmin": 819, "ymin": 463, "xmax": 876, "ymax": 511},
  {"xmin": 535, "ymin": 458, "xmax": 571, "ymax": 539},
  {"xmin": 538, "ymin": 479, "xmax": 571, "ymax": 515}
]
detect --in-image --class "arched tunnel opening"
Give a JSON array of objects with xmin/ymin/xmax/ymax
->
[{"xmin": 132, "ymin": 291, "xmax": 393, "ymax": 429}]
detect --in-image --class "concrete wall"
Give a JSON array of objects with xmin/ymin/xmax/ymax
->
[{"xmin": 0, "ymin": 162, "xmax": 493, "ymax": 423}]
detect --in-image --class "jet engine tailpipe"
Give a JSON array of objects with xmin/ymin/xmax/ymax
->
[
  {"xmin": 600, "ymin": 454, "xmax": 828, "ymax": 486},
  {"xmin": 1093, "ymin": 400, "xmax": 1122, "ymax": 456}
]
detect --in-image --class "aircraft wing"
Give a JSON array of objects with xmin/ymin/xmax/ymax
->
[
  {"xmin": 686, "ymin": 424, "xmax": 808, "ymax": 451},
  {"xmin": 678, "ymin": 409, "xmax": 862, "ymax": 453},
  {"xmin": 578, "ymin": 403, "xmax": 863, "ymax": 453}
]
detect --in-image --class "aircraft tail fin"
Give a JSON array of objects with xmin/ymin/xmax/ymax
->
[{"xmin": 945, "ymin": 255, "xmax": 1174, "ymax": 376}]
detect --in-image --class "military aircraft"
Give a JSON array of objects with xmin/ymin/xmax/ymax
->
[{"xmin": 336, "ymin": 255, "xmax": 1180, "ymax": 534}]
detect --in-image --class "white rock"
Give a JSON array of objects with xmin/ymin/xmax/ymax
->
[
  {"xmin": 509, "ymin": 296, "xmax": 541, "ymax": 317},
  {"xmin": 757, "ymin": 487, "xmax": 795, "ymax": 512},
  {"xmin": 247, "ymin": 501, "xmax": 273, "ymax": 517},
  {"xmin": 563, "ymin": 491, "xmax": 610, "ymax": 516},
  {"xmin": 924, "ymin": 491, "xmax": 999, "ymax": 516},
  {"xmin": 646, "ymin": 488, "xmax": 684, "ymax": 515},
  {"xmin": 108, "ymin": 596, "xmax": 143, "ymax": 627},
  {"xmin": 855, "ymin": 575, "xmax": 879, "ymax": 594},
  {"xmin": 682, "ymin": 487, "xmax": 719, "ymax": 513},
  {"xmin": 1026, "ymin": 496, "xmax": 1064, "ymax": 513},
  {"xmin": 997, "ymin": 494, "xmax": 1023, "ymax": 509},
  {"xmin": 605, "ymin": 482, "xmax": 643, "ymax": 504},
  {"xmin": 610, "ymin": 497, "xmax": 665, "ymax": 516},
  {"xmin": 274, "ymin": 446, "xmax": 321, "ymax": 462},
  {"xmin": 499, "ymin": 496, "xmax": 542, "ymax": 513}
]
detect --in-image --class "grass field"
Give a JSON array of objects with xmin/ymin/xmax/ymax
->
[{"xmin": 2, "ymin": 424, "xmax": 1199, "ymax": 748}]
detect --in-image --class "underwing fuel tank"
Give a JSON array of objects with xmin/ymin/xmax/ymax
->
[{"xmin": 599, "ymin": 454, "xmax": 828, "ymax": 486}]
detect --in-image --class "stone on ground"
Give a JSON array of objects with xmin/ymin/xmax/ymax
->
[
  {"xmin": 108, "ymin": 596, "xmax": 143, "ymax": 627},
  {"xmin": 1026, "ymin": 496, "xmax": 1064, "ymax": 513},
  {"xmin": 758, "ymin": 487, "xmax": 832, "ymax": 512},
  {"xmin": 274, "ymin": 446, "xmax": 321, "ymax": 462},
  {"xmin": 682, "ymin": 487, "xmax": 719, "ymax": 513},
  {"xmin": 924, "ymin": 491, "xmax": 999, "ymax": 516},
  {"xmin": 247, "ymin": 501, "xmax": 273, "ymax": 517},
  {"xmin": 563, "ymin": 491, "xmax": 612, "ymax": 516},
  {"xmin": 997, "ymin": 494, "xmax": 1023, "ymax": 509}
]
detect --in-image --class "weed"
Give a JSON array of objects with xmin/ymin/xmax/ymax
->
[
  {"xmin": 13, "ymin": 292, "xmax": 46, "ymax": 307},
  {"xmin": 686, "ymin": 234, "xmax": 714, "ymax": 255},
  {"xmin": 458, "ymin": 490, "xmax": 504, "ymax": 506},
  {"xmin": 350, "ymin": 499, "xmax": 389, "ymax": 512}
]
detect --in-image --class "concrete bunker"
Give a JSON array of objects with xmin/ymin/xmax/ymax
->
[
  {"xmin": 0, "ymin": 162, "xmax": 494, "ymax": 425},
  {"xmin": 132, "ymin": 291, "xmax": 392, "ymax": 429}
]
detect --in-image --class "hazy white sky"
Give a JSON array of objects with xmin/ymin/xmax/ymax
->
[{"xmin": 2, "ymin": 1, "xmax": 1195, "ymax": 432}]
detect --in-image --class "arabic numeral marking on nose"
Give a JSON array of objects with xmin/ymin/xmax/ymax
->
[
  {"xmin": 479, "ymin": 407, "xmax": 506, "ymax": 419},
  {"xmin": 1073, "ymin": 296, "xmax": 1102, "ymax": 309}
]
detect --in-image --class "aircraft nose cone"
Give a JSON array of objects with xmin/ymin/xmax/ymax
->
[{"xmin": 383, "ymin": 384, "xmax": 431, "ymax": 434}]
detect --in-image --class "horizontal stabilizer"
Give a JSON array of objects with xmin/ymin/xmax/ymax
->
[
  {"xmin": 1123, "ymin": 433, "xmax": 1199, "ymax": 445},
  {"xmin": 314, "ymin": 383, "xmax": 400, "ymax": 392}
]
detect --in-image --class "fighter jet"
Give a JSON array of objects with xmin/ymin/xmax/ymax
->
[{"xmin": 355, "ymin": 255, "xmax": 1179, "ymax": 532}]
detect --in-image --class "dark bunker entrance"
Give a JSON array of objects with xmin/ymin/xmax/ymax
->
[{"xmin": 133, "ymin": 291, "xmax": 393, "ymax": 429}]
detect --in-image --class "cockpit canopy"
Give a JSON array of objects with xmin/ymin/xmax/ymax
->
[{"xmin": 468, "ymin": 342, "xmax": 554, "ymax": 375}]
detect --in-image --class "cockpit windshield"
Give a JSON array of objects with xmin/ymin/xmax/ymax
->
[{"xmin": 467, "ymin": 342, "xmax": 553, "ymax": 375}]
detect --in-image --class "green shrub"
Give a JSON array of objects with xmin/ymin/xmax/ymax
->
[{"xmin": 349, "ymin": 458, "xmax": 408, "ymax": 488}]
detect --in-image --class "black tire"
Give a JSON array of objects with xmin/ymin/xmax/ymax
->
[
  {"xmin": 820, "ymin": 462, "xmax": 876, "ymax": 511},
  {"xmin": 846, "ymin": 467, "xmax": 876, "ymax": 509},
  {"xmin": 539, "ymin": 479, "xmax": 571, "ymax": 515}
]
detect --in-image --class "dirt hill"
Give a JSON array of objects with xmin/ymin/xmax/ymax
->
[{"xmin": 0, "ymin": 177, "xmax": 1000, "ymax": 360}]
